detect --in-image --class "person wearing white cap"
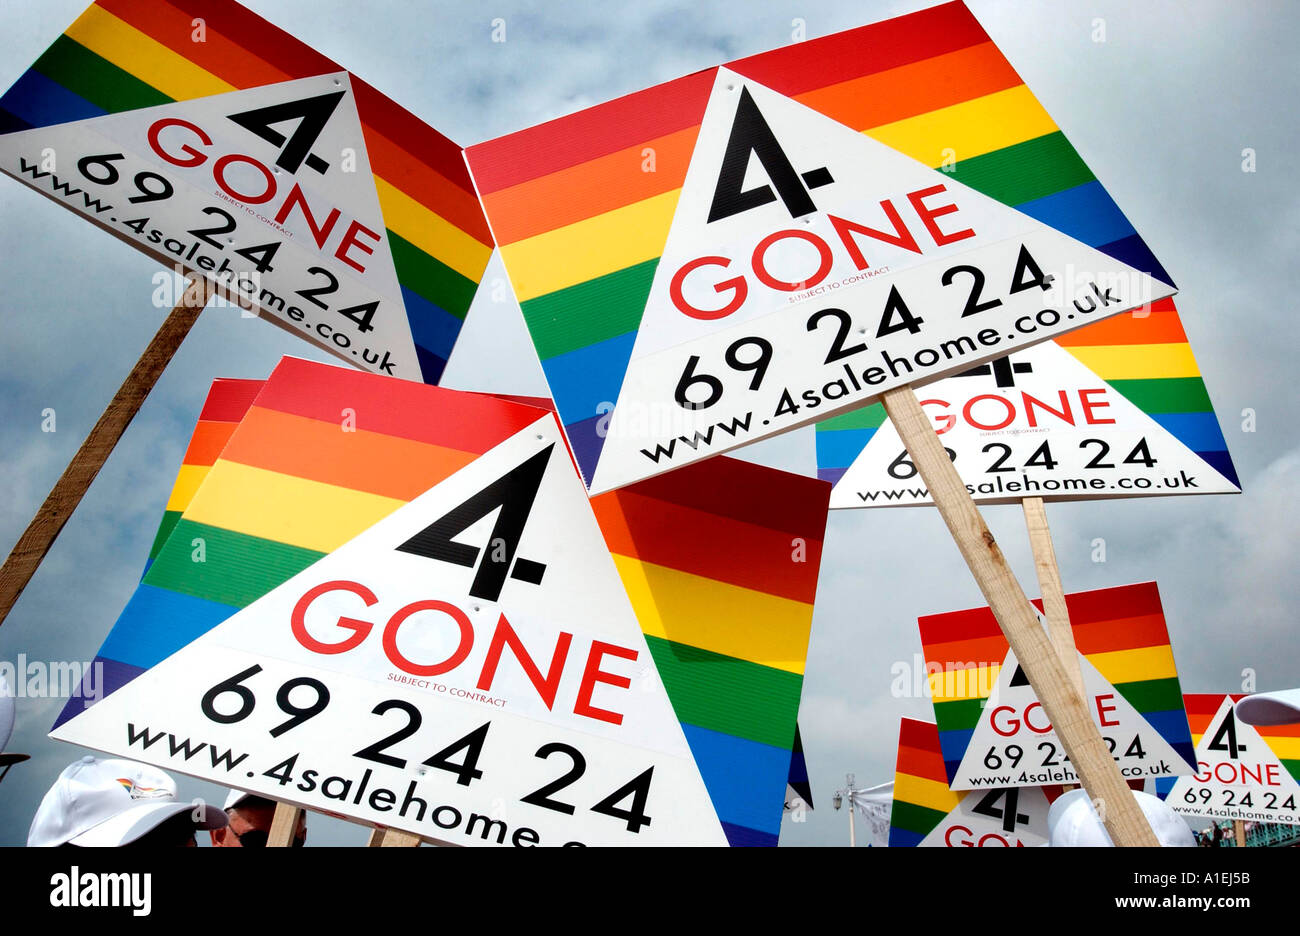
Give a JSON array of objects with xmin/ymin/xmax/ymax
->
[
  {"xmin": 1045, "ymin": 788, "xmax": 1195, "ymax": 847},
  {"xmin": 28, "ymin": 756, "xmax": 226, "ymax": 847},
  {"xmin": 210, "ymin": 789, "xmax": 306, "ymax": 847},
  {"xmin": 1235, "ymin": 688, "xmax": 1300, "ymax": 726}
]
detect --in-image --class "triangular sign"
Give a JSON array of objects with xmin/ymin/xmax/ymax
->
[
  {"xmin": 583, "ymin": 67, "xmax": 1172, "ymax": 492},
  {"xmin": 0, "ymin": 73, "xmax": 423, "ymax": 380},
  {"xmin": 819, "ymin": 318, "xmax": 1239, "ymax": 506},
  {"xmin": 1167, "ymin": 695, "xmax": 1300, "ymax": 824},
  {"xmin": 948, "ymin": 646, "xmax": 1194, "ymax": 790},
  {"xmin": 55, "ymin": 369, "xmax": 725, "ymax": 846}
]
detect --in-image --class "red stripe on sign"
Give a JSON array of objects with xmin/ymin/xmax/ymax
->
[
  {"xmin": 197, "ymin": 378, "xmax": 265, "ymax": 423},
  {"xmin": 162, "ymin": 0, "xmax": 472, "ymax": 188},
  {"xmin": 181, "ymin": 420, "xmax": 240, "ymax": 468},
  {"xmin": 728, "ymin": 1, "xmax": 991, "ymax": 97},
  {"xmin": 922, "ymin": 635, "xmax": 1009, "ymax": 671},
  {"xmin": 1063, "ymin": 582, "xmax": 1163, "ymax": 626},
  {"xmin": 466, "ymin": 69, "xmax": 716, "ymax": 195},
  {"xmin": 351, "ymin": 79, "xmax": 476, "ymax": 195},
  {"xmin": 1184, "ymin": 694, "xmax": 1236, "ymax": 716},
  {"xmin": 592, "ymin": 491, "xmax": 822, "ymax": 604},
  {"xmin": 616, "ymin": 455, "xmax": 831, "ymax": 540},
  {"xmin": 362, "ymin": 128, "xmax": 492, "ymax": 243},
  {"xmin": 96, "ymin": 0, "xmax": 292, "ymax": 89},
  {"xmin": 1071, "ymin": 614, "xmax": 1170, "ymax": 656},
  {"xmin": 919, "ymin": 605, "xmax": 1002, "ymax": 645},
  {"xmin": 896, "ymin": 718, "xmax": 947, "ymax": 780},
  {"xmin": 252, "ymin": 358, "xmax": 550, "ymax": 453}
]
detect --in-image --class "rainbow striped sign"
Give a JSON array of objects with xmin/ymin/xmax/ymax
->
[
  {"xmin": 816, "ymin": 300, "xmax": 1239, "ymax": 506},
  {"xmin": 144, "ymin": 377, "xmax": 262, "ymax": 574},
  {"xmin": 1167, "ymin": 694, "xmax": 1300, "ymax": 825},
  {"xmin": 890, "ymin": 718, "xmax": 1060, "ymax": 847},
  {"xmin": 60, "ymin": 359, "xmax": 828, "ymax": 844},
  {"xmin": 919, "ymin": 581, "xmax": 1195, "ymax": 789},
  {"xmin": 591, "ymin": 456, "xmax": 828, "ymax": 845},
  {"xmin": 466, "ymin": 1, "xmax": 1173, "ymax": 493},
  {"xmin": 0, "ymin": 0, "xmax": 492, "ymax": 384}
]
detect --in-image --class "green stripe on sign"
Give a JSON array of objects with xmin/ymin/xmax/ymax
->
[
  {"xmin": 817, "ymin": 402, "xmax": 887, "ymax": 432},
  {"xmin": 388, "ymin": 231, "xmax": 478, "ymax": 320},
  {"xmin": 933, "ymin": 696, "xmax": 986, "ymax": 734},
  {"xmin": 643, "ymin": 634, "xmax": 801, "ymax": 749},
  {"xmin": 1110, "ymin": 676, "xmax": 1186, "ymax": 715},
  {"xmin": 1106, "ymin": 377, "xmax": 1213, "ymax": 415},
  {"xmin": 148, "ymin": 510, "xmax": 183, "ymax": 562},
  {"xmin": 144, "ymin": 519, "xmax": 324, "ymax": 609},
  {"xmin": 34, "ymin": 35, "xmax": 171, "ymax": 113},
  {"xmin": 1281, "ymin": 759, "xmax": 1300, "ymax": 784},
  {"xmin": 890, "ymin": 799, "xmax": 949, "ymax": 837},
  {"xmin": 948, "ymin": 132, "xmax": 1094, "ymax": 207},
  {"xmin": 520, "ymin": 259, "xmax": 658, "ymax": 360}
]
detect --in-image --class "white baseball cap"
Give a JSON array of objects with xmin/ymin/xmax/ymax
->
[
  {"xmin": 1235, "ymin": 689, "xmax": 1300, "ymax": 726},
  {"xmin": 223, "ymin": 788, "xmax": 270, "ymax": 811},
  {"xmin": 1046, "ymin": 788, "xmax": 1195, "ymax": 847},
  {"xmin": 28, "ymin": 756, "xmax": 226, "ymax": 847}
]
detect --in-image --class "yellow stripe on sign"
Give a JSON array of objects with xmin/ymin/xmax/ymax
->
[
  {"xmin": 927, "ymin": 663, "xmax": 1001, "ymax": 702},
  {"xmin": 499, "ymin": 188, "xmax": 680, "ymax": 302},
  {"xmin": 164, "ymin": 464, "xmax": 210, "ymax": 513},
  {"xmin": 67, "ymin": 5, "xmax": 235, "ymax": 101},
  {"xmin": 185, "ymin": 460, "xmax": 404, "ymax": 553},
  {"xmin": 610, "ymin": 554, "xmax": 812, "ymax": 675},
  {"xmin": 865, "ymin": 84, "xmax": 1056, "ymax": 167},
  {"xmin": 1260, "ymin": 735, "xmax": 1300, "ymax": 760},
  {"xmin": 1085, "ymin": 644, "xmax": 1178, "ymax": 685},
  {"xmin": 373, "ymin": 176, "xmax": 493, "ymax": 282},
  {"xmin": 894, "ymin": 771, "xmax": 961, "ymax": 815},
  {"xmin": 1062, "ymin": 343, "xmax": 1199, "ymax": 380}
]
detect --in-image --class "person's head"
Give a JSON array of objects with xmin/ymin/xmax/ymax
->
[
  {"xmin": 28, "ymin": 756, "xmax": 226, "ymax": 847},
  {"xmin": 210, "ymin": 791, "xmax": 306, "ymax": 847},
  {"xmin": 1046, "ymin": 788, "xmax": 1194, "ymax": 847}
]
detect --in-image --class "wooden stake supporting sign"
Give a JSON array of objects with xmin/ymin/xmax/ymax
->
[
  {"xmin": 0, "ymin": 277, "xmax": 210, "ymax": 628},
  {"xmin": 1022, "ymin": 497, "xmax": 1086, "ymax": 699},
  {"xmin": 881, "ymin": 385, "xmax": 1158, "ymax": 847},
  {"xmin": 267, "ymin": 802, "xmax": 304, "ymax": 849}
]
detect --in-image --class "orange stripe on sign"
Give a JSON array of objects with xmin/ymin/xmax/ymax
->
[
  {"xmin": 1053, "ymin": 298, "xmax": 1184, "ymax": 347},
  {"xmin": 897, "ymin": 745, "xmax": 948, "ymax": 783},
  {"xmin": 483, "ymin": 125, "xmax": 700, "ymax": 246},
  {"xmin": 181, "ymin": 420, "xmax": 239, "ymax": 468},
  {"xmin": 220, "ymin": 406, "xmax": 478, "ymax": 501},
  {"xmin": 795, "ymin": 42, "xmax": 1022, "ymax": 133},
  {"xmin": 923, "ymin": 635, "xmax": 1009, "ymax": 670}
]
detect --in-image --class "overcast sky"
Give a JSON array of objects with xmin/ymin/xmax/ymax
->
[{"xmin": 0, "ymin": 0, "xmax": 1296, "ymax": 847}]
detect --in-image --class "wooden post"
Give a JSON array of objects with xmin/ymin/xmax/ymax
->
[
  {"xmin": 881, "ymin": 386, "xmax": 1158, "ymax": 846},
  {"xmin": 266, "ymin": 801, "xmax": 304, "ymax": 847},
  {"xmin": 1022, "ymin": 497, "xmax": 1086, "ymax": 699},
  {"xmin": 0, "ymin": 277, "xmax": 210, "ymax": 627},
  {"xmin": 1233, "ymin": 820, "xmax": 1247, "ymax": 848},
  {"xmin": 367, "ymin": 827, "xmax": 422, "ymax": 846}
]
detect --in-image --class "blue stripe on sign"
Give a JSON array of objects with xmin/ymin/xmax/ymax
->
[
  {"xmin": 98, "ymin": 584, "xmax": 238, "ymax": 670},
  {"xmin": 0, "ymin": 68, "xmax": 105, "ymax": 129},
  {"xmin": 540, "ymin": 331, "xmax": 636, "ymax": 433},
  {"xmin": 1015, "ymin": 180, "xmax": 1136, "ymax": 248},
  {"xmin": 401, "ymin": 285, "xmax": 463, "ymax": 363},
  {"xmin": 817, "ymin": 466, "xmax": 847, "ymax": 486},
  {"xmin": 413, "ymin": 344, "xmax": 448, "ymax": 386},
  {"xmin": 681, "ymin": 722, "xmax": 790, "ymax": 840},
  {"xmin": 1153, "ymin": 775, "xmax": 1177, "ymax": 800},
  {"xmin": 1139, "ymin": 707, "xmax": 1194, "ymax": 746},
  {"xmin": 1152, "ymin": 412, "xmax": 1227, "ymax": 454},
  {"xmin": 815, "ymin": 427, "xmax": 875, "ymax": 471},
  {"xmin": 889, "ymin": 826, "xmax": 924, "ymax": 847},
  {"xmin": 937, "ymin": 727, "xmax": 974, "ymax": 767}
]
